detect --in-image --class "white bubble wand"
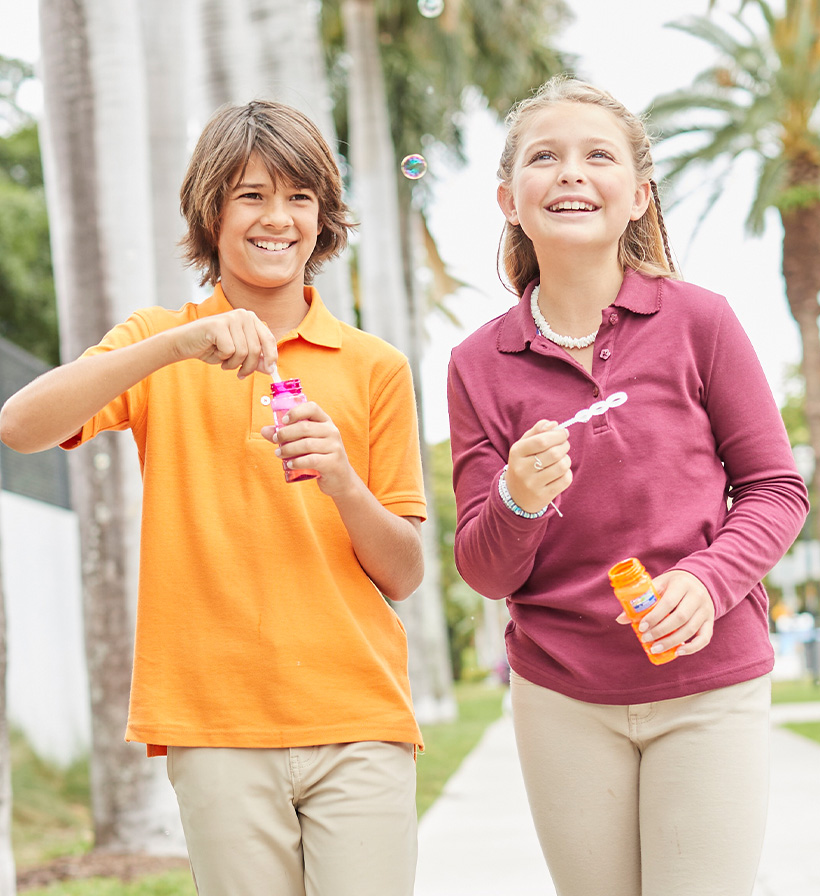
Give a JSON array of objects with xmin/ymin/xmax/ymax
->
[{"xmin": 546, "ymin": 391, "xmax": 628, "ymax": 517}]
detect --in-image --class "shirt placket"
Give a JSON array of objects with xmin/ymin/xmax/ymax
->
[{"xmin": 589, "ymin": 308, "xmax": 620, "ymax": 433}]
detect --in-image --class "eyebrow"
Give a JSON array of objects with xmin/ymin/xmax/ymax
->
[
  {"xmin": 523, "ymin": 136, "xmax": 623, "ymax": 154},
  {"xmin": 231, "ymin": 181, "xmax": 267, "ymax": 192}
]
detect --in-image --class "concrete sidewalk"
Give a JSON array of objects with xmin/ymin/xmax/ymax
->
[{"xmin": 415, "ymin": 702, "xmax": 820, "ymax": 896}]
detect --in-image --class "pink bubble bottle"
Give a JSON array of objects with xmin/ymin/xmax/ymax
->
[
  {"xmin": 607, "ymin": 557, "xmax": 680, "ymax": 665},
  {"xmin": 270, "ymin": 379, "xmax": 319, "ymax": 483}
]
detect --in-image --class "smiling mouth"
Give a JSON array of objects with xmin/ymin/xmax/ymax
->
[
  {"xmin": 547, "ymin": 201, "xmax": 598, "ymax": 212},
  {"xmin": 251, "ymin": 239, "xmax": 294, "ymax": 252}
]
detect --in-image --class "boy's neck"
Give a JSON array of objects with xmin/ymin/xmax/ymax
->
[{"xmin": 220, "ymin": 278, "xmax": 311, "ymax": 338}]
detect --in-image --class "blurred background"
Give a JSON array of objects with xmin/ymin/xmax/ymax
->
[{"xmin": 0, "ymin": 1, "xmax": 818, "ymax": 891}]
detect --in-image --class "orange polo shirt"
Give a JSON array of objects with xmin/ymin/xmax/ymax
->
[{"xmin": 64, "ymin": 285, "xmax": 426, "ymax": 753}]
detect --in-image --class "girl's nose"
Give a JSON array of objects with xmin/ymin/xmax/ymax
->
[
  {"xmin": 558, "ymin": 158, "xmax": 585, "ymax": 184},
  {"xmin": 559, "ymin": 169, "xmax": 585, "ymax": 185}
]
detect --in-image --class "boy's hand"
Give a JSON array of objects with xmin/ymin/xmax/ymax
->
[
  {"xmin": 504, "ymin": 420, "xmax": 572, "ymax": 513},
  {"xmin": 172, "ymin": 309, "xmax": 279, "ymax": 378},
  {"xmin": 261, "ymin": 401, "xmax": 355, "ymax": 497},
  {"xmin": 615, "ymin": 569, "xmax": 715, "ymax": 658}
]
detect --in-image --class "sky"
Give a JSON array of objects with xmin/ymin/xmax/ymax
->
[{"xmin": 1, "ymin": 1, "xmax": 801, "ymax": 444}]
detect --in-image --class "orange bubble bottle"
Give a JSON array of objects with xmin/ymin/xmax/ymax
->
[{"xmin": 607, "ymin": 558, "xmax": 679, "ymax": 665}]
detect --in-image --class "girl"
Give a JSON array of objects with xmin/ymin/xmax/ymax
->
[{"xmin": 447, "ymin": 75, "xmax": 808, "ymax": 896}]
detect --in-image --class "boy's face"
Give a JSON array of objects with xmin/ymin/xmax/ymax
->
[{"xmin": 217, "ymin": 153, "xmax": 321, "ymax": 299}]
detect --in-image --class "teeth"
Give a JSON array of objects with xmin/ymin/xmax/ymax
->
[
  {"xmin": 253, "ymin": 240, "xmax": 291, "ymax": 251},
  {"xmin": 549, "ymin": 201, "xmax": 596, "ymax": 212}
]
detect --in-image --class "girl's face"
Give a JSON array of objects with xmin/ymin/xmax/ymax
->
[{"xmin": 498, "ymin": 102, "xmax": 651, "ymax": 265}]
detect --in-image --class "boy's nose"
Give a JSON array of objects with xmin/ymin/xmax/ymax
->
[{"xmin": 260, "ymin": 202, "xmax": 293, "ymax": 227}]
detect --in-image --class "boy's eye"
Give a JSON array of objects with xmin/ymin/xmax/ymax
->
[
  {"xmin": 291, "ymin": 191, "xmax": 314, "ymax": 202},
  {"xmin": 239, "ymin": 191, "xmax": 262, "ymax": 200}
]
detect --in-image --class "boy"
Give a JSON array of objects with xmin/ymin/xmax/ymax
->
[{"xmin": 0, "ymin": 101, "xmax": 426, "ymax": 896}]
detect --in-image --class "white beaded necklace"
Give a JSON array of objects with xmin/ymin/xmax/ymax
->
[{"xmin": 530, "ymin": 285, "xmax": 598, "ymax": 350}]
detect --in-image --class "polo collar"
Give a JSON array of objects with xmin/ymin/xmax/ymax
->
[
  {"xmin": 497, "ymin": 269, "xmax": 664, "ymax": 354},
  {"xmin": 202, "ymin": 283, "xmax": 343, "ymax": 349}
]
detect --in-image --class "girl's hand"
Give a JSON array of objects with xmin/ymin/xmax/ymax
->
[
  {"xmin": 616, "ymin": 569, "xmax": 716, "ymax": 658},
  {"xmin": 171, "ymin": 309, "xmax": 279, "ymax": 378},
  {"xmin": 260, "ymin": 402, "xmax": 355, "ymax": 498},
  {"xmin": 504, "ymin": 420, "xmax": 572, "ymax": 513}
]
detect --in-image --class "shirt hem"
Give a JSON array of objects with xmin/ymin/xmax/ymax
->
[{"xmin": 508, "ymin": 654, "xmax": 775, "ymax": 705}]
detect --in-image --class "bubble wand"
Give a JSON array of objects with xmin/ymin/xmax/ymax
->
[{"xmin": 546, "ymin": 391, "xmax": 628, "ymax": 517}]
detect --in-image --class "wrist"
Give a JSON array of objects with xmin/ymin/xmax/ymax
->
[{"xmin": 498, "ymin": 466, "xmax": 550, "ymax": 519}]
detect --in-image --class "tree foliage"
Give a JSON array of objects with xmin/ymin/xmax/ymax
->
[
  {"xmin": 322, "ymin": 0, "xmax": 574, "ymax": 184},
  {"xmin": 0, "ymin": 56, "xmax": 59, "ymax": 366},
  {"xmin": 647, "ymin": 1, "xmax": 820, "ymax": 233},
  {"xmin": 646, "ymin": 1, "xmax": 820, "ymax": 510}
]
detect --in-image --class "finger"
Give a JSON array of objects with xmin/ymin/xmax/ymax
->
[
  {"xmin": 674, "ymin": 627, "xmax": 713, "ymax": 657},
  {"xmin": 256, "ymin": 323, "xmax": 279, "ymax": 376},
  {"xmin": 236, "ymin": 330, "xmax": 263, "ymax": 379},
  {"xmin": 275, "ymin": 401, "xmax": 329, "ymax": 427}
]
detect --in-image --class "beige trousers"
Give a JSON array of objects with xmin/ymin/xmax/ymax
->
[
  {"xmin": 510, "ymin": 671, "xmax": 771, "ymax": 896},
  {"xmin": 167, "ymin": 740, "xmax": 417, "ymax": 896}
]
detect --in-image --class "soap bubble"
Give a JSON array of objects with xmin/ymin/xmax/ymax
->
[
  {"xmin": 418, "ymin": 0, "xmax": 444, "ymax": 18},
  {"xmin": 400, "ymin": 153, "xmax": 428, "ymax": 180}
]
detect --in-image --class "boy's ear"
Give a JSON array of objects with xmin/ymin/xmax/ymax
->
[{"xmin": 497, "ymin": 183, "xmax": 519, "ymax": 226}]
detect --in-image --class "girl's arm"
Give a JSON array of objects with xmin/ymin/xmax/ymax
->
[
  {"xmin": 668, "ymin": 302, "xmax": 808, "ymax": 618},
  {"xmin": 630, "ymin": 300, "xmax": 808, "ymax": 657},
  {"xmin": 447, "ymin": 357, "xmax": 568, "ymax": 599},
  {"xmin": 0, "ymin": 309, "xmax": 279, "ymax": 453}
]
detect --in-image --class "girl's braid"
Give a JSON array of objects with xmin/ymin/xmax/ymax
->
[{"xmin": 650, "ymin": 180, "xmax": 675, "ymax": 274}]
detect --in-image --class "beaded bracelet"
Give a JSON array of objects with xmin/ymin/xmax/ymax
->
[{"xmin": 498, "ymin": 466, "xmax": 550, "ymax": 519}]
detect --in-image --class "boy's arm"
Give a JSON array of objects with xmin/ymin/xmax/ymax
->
[
  {"xmin": 327, "ymin": 480, "xmax": 424, "ymax": 602},
  {"xmin": 262, "ymin": 403, "xmax": 424, "ymax": 601},
  {"xmin": 0, "ymin": 309, "xmax": 279, "ymax": 454}
]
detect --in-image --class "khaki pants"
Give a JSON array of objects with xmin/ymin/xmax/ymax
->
[
  {"xmin": 167, "ymin": 740, "xmax": 417, "ymax": 896},
  {"xmin": 510, "ymin": 671, "xmax": 770, "ymax": 896}
]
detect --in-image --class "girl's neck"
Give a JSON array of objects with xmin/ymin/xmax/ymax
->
[{"xmin": 534, "ymin": 250, "xmax": 625, "ymax": 327}]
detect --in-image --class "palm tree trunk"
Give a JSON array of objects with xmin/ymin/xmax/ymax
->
[
  {"xmin": 246, "ymin": 0, "xmax": 355, "ymax": 323},
  {"xmin": 38, "ymin": 0, "xmax": 184, "ymax": 855},
  {"xmin": 343, "ymin": 0, "xmax": 454, "ymax": 721},
  {"xmin": 0, "ymin": 479, "xmax": 16, "ymax": 895},
  {"xmin": 780, "ymin": 193, "xmax": 820, "ymax": 517},
  {"xmin": 139, "ymin": 0, "xmax": 195, "ymax": 310}
]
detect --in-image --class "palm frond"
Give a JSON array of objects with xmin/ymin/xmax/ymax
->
[{"xmin": 746, "ymin": 154, "xmax": 788, "ymax": 233}]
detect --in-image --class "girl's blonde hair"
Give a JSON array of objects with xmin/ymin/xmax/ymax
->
[
  {"xmin": 497, "ymin": 75, "xmax": 676, "ymax": 296},
  {"xmin": 180, "ymin": 100, "xmax": 353, "ymax": 286}
]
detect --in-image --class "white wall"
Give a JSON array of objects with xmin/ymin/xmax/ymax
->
[{"xmin": 1, "ymin": 490, "xmax": 90, "ymax": 765}]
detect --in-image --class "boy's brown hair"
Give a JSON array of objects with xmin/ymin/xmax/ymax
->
[{"xmin": 180, "ymin": 100, "xmax": 353, "ymax": 286}]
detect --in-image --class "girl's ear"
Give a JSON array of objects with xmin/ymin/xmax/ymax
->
[
  {"xmin": 630, "ymin": 181, "xmax": 652, "ymax": 221},
  {"xmin": 497, "ymin": 183, "xmax": 519, "ymax": 226}
]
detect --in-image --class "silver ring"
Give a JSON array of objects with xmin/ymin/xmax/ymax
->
[{"xmin": 533, "ymin": 456, "xmax": 544, "ymax": 471}]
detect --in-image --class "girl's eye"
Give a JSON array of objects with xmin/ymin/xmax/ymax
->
[
  {"xmin": 590, "ymin": 150, "xmax": 614, "ymax": 160},
  {"xmin": 530, "ymin": 150, "xmax": 555, "ymax": 163}
]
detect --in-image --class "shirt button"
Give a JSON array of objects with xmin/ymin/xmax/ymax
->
[
  {"xmin": 609, "ymin": 312, "xmax": 619, "ymax": 325},
  {"xmin": 592, "ymin": 387, "xmax": 600, "ymax": 398},
  {"xmin": 599, "ymin": 349, "xmax": 611, "ymax": 361}
]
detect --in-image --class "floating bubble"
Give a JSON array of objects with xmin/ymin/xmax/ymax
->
[
  {"xmin": 418, "ymin": 0, "xmax": 444, "ymax": 18},
  {"xmin": 400, "ymin": 153, "xmax": 428, "ymax": 180}
]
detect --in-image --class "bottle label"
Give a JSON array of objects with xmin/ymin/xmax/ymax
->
[{"xmin": 630, "ymin": 588, "xmax": 657, "ymax": 614}]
